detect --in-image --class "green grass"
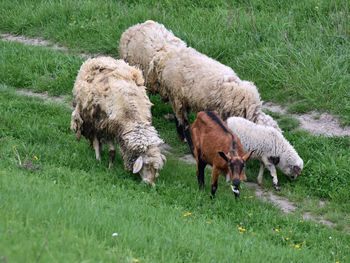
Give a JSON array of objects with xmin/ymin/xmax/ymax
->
[
  {"xmin": 1, "ymin": 0, "xmax": 350, "ymax": 261},
  {"xmin": 1, "ymin": 86, "xmax": 350, "ymax": 262},
  {"xmin": 1, "ymin": 0, "xmax": 349, "ymax": 124}
]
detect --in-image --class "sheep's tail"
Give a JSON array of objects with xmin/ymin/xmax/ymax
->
[
  {"xmin": 256, "ymin": 112, "xmax": 283, "ymax": 133},
  {"xmin": 70, "ymin": 107, "xmax": 83, "ymax": 141}
]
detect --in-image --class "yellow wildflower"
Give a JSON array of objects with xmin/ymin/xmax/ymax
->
[
  {"xmin": 237, "ymin": 227, "xmax": 246, "ymax": 231},
  {"xmin": 249, "ymin": 196, "xmax": 254, "ymax": 199},
  {"xmin": 206, "ymin": 221, "xmax": 211, "ymax": 224},
  {"xmin": 34, "ymin": 156, "xmax": 38, "ymax": 160},
  {"xmin": 134, "ymin": 259, "xmax": 140, "ymax": 262},
  {"xmin": 299, "ymin": 220, "xmax": 304, "ymax": 223},
  {"xmin": 184, "ymin": 212, "xmax": 191, "ymax": 217},
  {"xmin": 274, "ymin": 228, "xmax": 279, "ymax": 232},
  {"xmin": 286, "ymin": 237, "xmax": 290, "ymax": 241},
  {"xmin": 295, "ymin": 245, "xmax": 300, "ymax": 248}
]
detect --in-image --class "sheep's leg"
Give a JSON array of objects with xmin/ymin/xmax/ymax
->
[
  {"xmin": 266, "ymin": 164, "xmax": 280, "ymax": 190},
  {"xmin": 174, "ymin": 116, "xmax": 186, "ymax": 142},
  {"xmin": 183, "ymin": 115, "xmax": 194, "ymax": 155},
  {"xmin": 210, "ymin": 167, "xmax": 220, "ymax": 199},
  {"xmin": 107, "ymin": 139, "xmax": 116, "ymax": 169},
  {"xmin": 93, "ymin": 136, "xmax": 101, "ymax": 161},
  {"xmin": 257, "ymin": 162, "xmax": 265, "ymax": 185}
]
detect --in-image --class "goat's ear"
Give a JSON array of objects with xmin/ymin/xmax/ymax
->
[
  {"xmin": 133, "ymin": 156, "xmax": 143, "ymax": 173},
  {"xmin": 218, "ymin": 152, "xmax": 229, "ymax": 162},
  {"xmin": 268, "ymin": 156, "xmax": 280, "ymax": 165},
  {"xmin": 293, "ymin": 166, "xmax": 302, "ymax": 175},
  {"xmin": 243, "ymin": 150, "xmax": 255, "ymax": 162}
]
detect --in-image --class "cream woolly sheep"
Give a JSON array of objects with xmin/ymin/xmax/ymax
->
[
  {"xmin": 70, "ymin": 56, "xmax": 166, "ymax": 184},
  {"xmin": 118, "ymin": 20, "xmax": 186, "ymax": 97},
  {"xmin": 226, "ymin": 116, "xmax": 303, "ymax": 190},
  {"xmin": 118, "ymin": 20, "xmax": 281, "ymax": 152}
]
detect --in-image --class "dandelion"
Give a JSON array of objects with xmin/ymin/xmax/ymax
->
[
  {"xmin": 184, "ymin": 212, "xmax": 191, "ymax": 217},
  {"xmin": 249, "ymin": 195, "xmax": 254, "ymax": 199},
  {"xmin": 134, "ymin": 259, "xmax": 140, "ymax": 262},
  {"xmin": 295, "ymin": 245, "xmax": 300, "ymax": 248},
  {"xmin": 274, "ymin": 228, "xmax": 279, "ymax": 232},
  {"xmin": 237, "ymin": 227, "xmax": 246, "ymax": 231},
  {"xmin": 299, "ymin": 220, "xmax": 304, "ymax": 223},
  {"xmin": 112, "ymin": 233, "xmax": 118, "ymax": 237},
  {"xmin": 286, "ymin": 237, "xmax": 290, "ymax": 241},
  {"xmin": 34, "ymin": 156, "xmax": 38, "ymax": 160}
]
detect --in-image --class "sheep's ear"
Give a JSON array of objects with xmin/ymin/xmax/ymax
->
[
  {"xmin": 293, "ymin": 166, "xmax": 302, "ymax": 175},
  {"xmin": 268, "ymin": 156, "xmax": 280, "ymax": 165},
  {"xmin": 133, "ymin": 156, "xmax": 143, "ymax": 173},
  {"xmin": 243, "ymin": 150, "xmax": 255, "ymax": 162},
  {"xmin": 218, "ymin": 152, "xmax": 229, "ymax": 162}
]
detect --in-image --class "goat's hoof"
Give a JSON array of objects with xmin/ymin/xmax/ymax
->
[
  {"xmin": 274, "ymin": 184, "xmax": 281, "ymax": 191},
  {"xmin": 210, "ymin": 195, "xmax": 215, "ymax": 200}
]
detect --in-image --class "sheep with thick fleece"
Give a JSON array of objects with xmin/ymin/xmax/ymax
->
[
  {"xmin": 70, "ymin": 56, "xmax": 166, "ymax": 184},
  {"xmin": 226, "ymin": 116, "xmax": 303, "ymax": 190},
  {"xmin": 118, "ymin": 20, "xmax": 186, "ymax": 98},
  {"xmin": 118, "ymin": 20, "xmax": 281, "ymax": 152}
]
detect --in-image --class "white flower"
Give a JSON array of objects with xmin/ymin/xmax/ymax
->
[{"xmin": 112, "ymin": 233, "xmax": 118, "ymax": 237}]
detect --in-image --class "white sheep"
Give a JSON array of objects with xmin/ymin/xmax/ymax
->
[
  {"xmin": 226, "ymin": 116, "xmax": 303, "ymax": 190},
  {"xmin": 118, "ymin": 20, "xmax": 281, "ymax": 152},
  {"xmin": 118, "ymin": 20, "xmax": 186, "ymax": 97},
  {"xmin": 70, "ymin": 56, "xmax": 166, "ymax": 184}
]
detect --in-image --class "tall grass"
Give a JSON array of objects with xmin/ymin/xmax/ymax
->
[{"xmin": 1, "ymin": 0, "xmax": 349, "ymax": 123}]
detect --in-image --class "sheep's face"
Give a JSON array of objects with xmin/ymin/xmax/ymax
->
[
  {"xmin": 132, "ymin": 151, "xmax": 165, "ymax": 185},
  {"xmin": 279, "ymin": 159, "xmax": 303, "ymax": 180}
]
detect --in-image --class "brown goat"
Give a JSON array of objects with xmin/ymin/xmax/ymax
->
[{"xmin": 191, "ymin": 111, "xmax": 254, "ymax": 198}]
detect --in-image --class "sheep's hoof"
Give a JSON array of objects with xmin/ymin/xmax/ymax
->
[{"xmin": 274, "ymin": 184, "xmax": 281, "ymax": 191}]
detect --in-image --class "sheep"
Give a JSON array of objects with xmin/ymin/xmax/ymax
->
[
  {"xmin": 191, "ymin": 111, "xmax": 254, "ymax": 198},
  {"xmin": 118, "ymin": 20, "xmax": 186, "ymax": 98},
  {"xmin": 118, "ymin": 20, "xmax": 281, "ymax": 153},
  {"xmin": 226, "ymin": 116, "xmax": 303, "ymax": 190},
  {"xmin": 70, "ymin": 56, "xmax": 166, "ymax": 185}
]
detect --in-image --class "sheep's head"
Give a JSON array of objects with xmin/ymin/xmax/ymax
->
[
  {"xmin": 132, "ymin": 148, "xmax": 166, "ymax": 185},
  {"xmin": 278, "ymin": 157, "xmax": 303, "ymax": 181}
]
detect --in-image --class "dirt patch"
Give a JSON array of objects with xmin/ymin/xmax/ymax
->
[
  {"xmin": 245, "ymin": 182, "xmax": 297, "ymax": 213},
  {"xmin": 0, "ymin": 33, "xmax": 99, "ymax": 59},
  {"xmin": 302, "ymin": 212, "xmax": 335, "ymax": 227},
  {"xmin": 263, "ymin": 102, "xmax": 350, "ymax": 137},
  {"xmin": 16, "ymin": 89, "xmax": 73, "ymax": 110},
  {"xmin": 178, "ymin": 154, "xmax": 196, "ymax": 164}
]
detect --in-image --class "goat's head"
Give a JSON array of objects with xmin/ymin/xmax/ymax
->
[{"xmin": 218, "ymin": 150, "xmax": 254, "ymax": 197}]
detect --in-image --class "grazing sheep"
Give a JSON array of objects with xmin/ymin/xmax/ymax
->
[
  {"xmin": 191, "ymin": 111, "xmax": 254, "ymax": 198},
  {"xmin": 118, "ymin": 20, "xmax": 281, "ymax": 153},
  {"xmin": 70, "ymin": 56, "xmax": 166, "ymax": 184},
  {"xmin": 118, "ymin": 20, "xmax": 186, "ymax": 98},
  {"xmin": 226, "ymin": 116, "xmax": 303, "ymax": 190}
]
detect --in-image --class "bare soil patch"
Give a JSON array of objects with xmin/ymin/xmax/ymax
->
[
  {"xmin": 1, "ymin": 33, "xmax": 99, "ymax": 58},
  {"xmin": 16, "ymin": 89, "xmax": 73, "ymax": 110},
  {"xmin": 263, "ymin": 102, "xmax": 350, "ymax": 137}
]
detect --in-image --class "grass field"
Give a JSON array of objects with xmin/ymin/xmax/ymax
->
[{"xmin": 1, "ymin": 0, "xmax": 350, "ymax": 262}]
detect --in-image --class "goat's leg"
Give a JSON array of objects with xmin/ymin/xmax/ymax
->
[
  {"xmin": 197, "ymin": 158, "xmax": 206, "ymax": 189},
  {"xmin": 257, "ymin": 162, "xmax": 265, "ymax": 185},
  {"xmin": 107, "ymin": 139, "xmax": 116, "ymax": 169},
  {"xmin": 93, "ymin": 136, "xmax": 101, "ymax": 161},
  {"xmin": 210, "ymin": 168, "xmax": 220, "ymax": 199}
]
